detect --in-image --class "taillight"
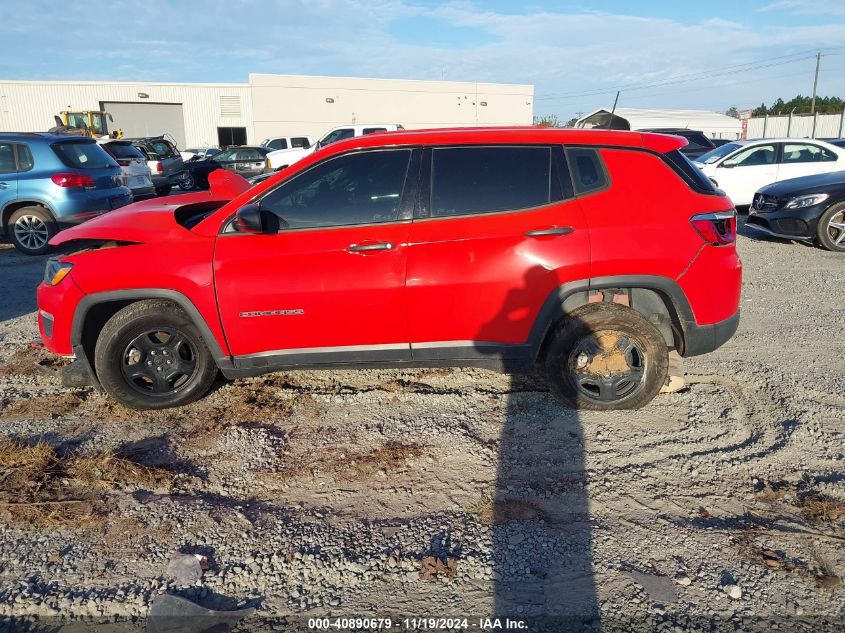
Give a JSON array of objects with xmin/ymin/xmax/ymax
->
[
  {"xmin": 51, "ymin": 173, "xmax": 95, "ymax": 188},
  {"xmin": 690, "ymin": 211, "xmax": 736, "ymax": 246},
  {"xmin": 155, "ymin": 163, "xmax": 163, "ymax": 173}
]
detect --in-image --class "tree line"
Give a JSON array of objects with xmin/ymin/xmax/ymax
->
[{"xmin": 730, "ymin": 96, "xmax": 845, "ymax": 117}]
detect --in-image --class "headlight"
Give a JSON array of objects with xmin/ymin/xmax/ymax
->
[
  {"xmin": 44, "ymin": 259, "xmax": 73, "ymax": 286},
  {"xmin": 785, "ymin": 193, "xmax": 829, "ymax": 209}
]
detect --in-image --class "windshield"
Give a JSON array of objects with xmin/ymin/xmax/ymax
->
[
  {"xmin": 90, "ymin": 113, "xmax": 108, "ymax": 136},
  {"xmin": 695, "ymin": 143, "xmax": 741, "ymax": 164}
]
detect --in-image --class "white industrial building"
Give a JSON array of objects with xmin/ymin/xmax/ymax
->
[
  {"xmin": 575, "ymin": 107, "xmax": 743, "ymax": 139},
  {"xmin": 0, "ymin": 74, "xmax": 535, "ymax": 149}
]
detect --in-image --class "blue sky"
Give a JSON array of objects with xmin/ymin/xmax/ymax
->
[{"xmin": 4, "ymin": 0, "xmax": 845, "ymax": 120}]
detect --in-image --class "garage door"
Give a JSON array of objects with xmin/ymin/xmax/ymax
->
[{"xmin": 101, "ymin": 102, "xmax": 186, "ymax": 149}]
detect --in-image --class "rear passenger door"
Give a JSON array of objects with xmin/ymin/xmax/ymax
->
[
  {"xmin": 776, "ymin": 142, "xmax": 838, "ymax": 182},
  {"xmin": 405, "ymin": 145, "xmax": 591, "ymax": 363}
]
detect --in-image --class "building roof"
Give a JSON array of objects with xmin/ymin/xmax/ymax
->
[{"xmin": 575, "ymin": 108, "xmax": 742, "ymax": 136}]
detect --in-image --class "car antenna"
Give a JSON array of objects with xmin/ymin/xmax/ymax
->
[{"xmin": 609, "ymin": 91, "xmax": 620, "ymax": 129}]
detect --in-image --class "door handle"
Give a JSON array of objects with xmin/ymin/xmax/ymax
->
[
  {"xmin": 0, "ymin": 183, "xmax": 9, "ymax": 189},
  {"xmin": 525, "ymin": 226, "xmax": 573, "ymax": 237},
  {"xmin": 348, "ymin": 241, "xmax": 395, "ymax": 253}
]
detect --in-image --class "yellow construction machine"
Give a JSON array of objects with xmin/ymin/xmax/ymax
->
[{"xmin": 51, "ymin": 110, "xmax": 123, "ymax": 138}]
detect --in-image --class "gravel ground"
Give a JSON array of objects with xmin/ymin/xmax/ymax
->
[{"xmin": 0, "ymin": 220, "xmax": 843, "ymax": 632}]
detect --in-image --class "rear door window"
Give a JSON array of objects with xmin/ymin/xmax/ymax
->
[
  {"xmin": 52, "ymin": 141, "xmax": 117, "ymax": 169},
  {"xmin": 291, "ymin": 137, "xmax": 310, "ymax": 148},
  {"xmin": 430, "ymin": 146, "xmax": 552, "ymax": 217},
  {"xmin": 565, "ymin": 148, "xmax": 608, "ymax": 195},
  {"xmin": 15, "ymin": 144, "xmax": 34, "ymax": 171},
  {"xmin": 781, "ymin": 143, "xmax": 836, "ymax": 163}
]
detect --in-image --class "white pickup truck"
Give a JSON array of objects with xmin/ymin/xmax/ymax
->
[{"xmin": 264, "ymin": 124, "xmax": 404, "ymax": 170}]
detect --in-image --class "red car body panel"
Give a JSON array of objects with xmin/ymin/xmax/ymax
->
[
  {"xmin": 405, "ymin": 197, "xmax": 591, "ymax": 346},
  {"xmin": 213, "ymin": 222, "xmax": 412, "ymax": 355},
  {"xmin": 37, "ymin": 127, "xmax": 741, "ymax": 376},
  {"xmin": 37, "ymin": 275, "xmax": 86, "ymax": 356}
]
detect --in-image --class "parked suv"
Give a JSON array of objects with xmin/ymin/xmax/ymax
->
[
  {"xmin": 1, "ymin": 133, "xmax": 131, "ymax": 255},
  {"xmin": 127, "ymin": 136, "xmax": 184, "ymax": 196},
  {"xmin": 97, "ymin": 140, "xmax": 155, "ymax": 201},
  {"xmin": 38, "ymin": 128, "xmax": 741, "ymax": 411}
]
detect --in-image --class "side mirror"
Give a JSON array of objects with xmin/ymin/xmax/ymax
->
[
  {"xmin": 236, "ymin": 203, "xmax": 265, "ymax": 234},
  {"xmin": 721, "ymin": 159, "xmax": 738, "ymax": 168}
]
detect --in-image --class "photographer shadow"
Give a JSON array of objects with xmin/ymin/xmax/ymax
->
[{"xmin": 475, "ymin": 266, "xmax": 598, "ymax": 629}]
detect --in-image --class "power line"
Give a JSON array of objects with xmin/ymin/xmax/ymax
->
[{"xmin": 534, "ymin": 46, "xmax": 845, "ymax": 101}]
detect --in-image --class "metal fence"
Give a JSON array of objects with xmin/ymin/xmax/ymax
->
[{"xmin": 746, "ymin": 111, "xmax": 845, "ymax": 139}]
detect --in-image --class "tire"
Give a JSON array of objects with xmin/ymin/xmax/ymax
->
[
  {"xmin": 155, "ymin": 185, "xmax": 172, "ymax": 197},
  {"xmin": 177, "ymin": 172, "xmax": 195, "ymax": 191},
  {"xmin": 816, "ymin": 202, "xmax": 845, "ymax": 252},
  {"xmin": 544, "ymin": 303, "xmax": 669, "ymax": 411},
  {"xmin": 6, "ymin": 206, "xmax": 57, "ymax": 255},
  {"xmin": 94, "ymin": 300, "xmax": 218, "ymax": 410}
]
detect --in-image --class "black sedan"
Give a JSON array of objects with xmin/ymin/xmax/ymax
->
[
  {"xmin": 748, "ymin": 171, "xmax": 845, "ymax": 251},
  {"xmin": 180, "ymin": 146, "xmax": 271, "ymax": 190}
]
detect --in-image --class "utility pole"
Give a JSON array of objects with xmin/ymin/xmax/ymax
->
[{"xmin": 811, "ymin": 52, "xmax": 821, "ymax": 114}]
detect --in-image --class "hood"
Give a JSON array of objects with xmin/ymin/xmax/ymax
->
[
  {"xmin": 50, "ymin": 170, "xmax": 250, "ymax": 246},
  {"xmin": 759, "ymin": 170, "xmax": 845, "ymax": 197}
]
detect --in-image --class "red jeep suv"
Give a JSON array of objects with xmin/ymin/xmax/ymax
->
[{"xmin": 37, "ymin": 128, "xmax": 741, "ymax": 411}]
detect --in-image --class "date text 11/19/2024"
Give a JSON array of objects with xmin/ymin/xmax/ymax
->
[{"xmin": 308, "ymin": 618, "xmax": 528, "ymax": 630}]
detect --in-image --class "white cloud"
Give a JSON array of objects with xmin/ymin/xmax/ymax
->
[
  {"xmin": 3, "ymin": 0, "xmax": 845, "ymax": 118},
  {"xmin": 761, "ymin": 0, "xmax": 845, "ymax": 16}
]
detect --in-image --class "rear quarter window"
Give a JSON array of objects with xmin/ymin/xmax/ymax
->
[
  {"xmin": 52, "ymin": 141, "xmax": 117, "ymax": 169},
  {"xmin": 565, "ymin": 148, "xmax": 608, "ymax": 195}
]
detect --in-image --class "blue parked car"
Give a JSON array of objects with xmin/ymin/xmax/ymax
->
[{"xmin": 0, "ymin": 133, "xmax": 132, "ymax": 255}]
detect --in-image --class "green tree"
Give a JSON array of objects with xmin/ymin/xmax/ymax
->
[
  {"xmin": 753, "ymin": 95, "xmax": 844, "ymax": 115},
  {"xmin": 725, "ymin": 106, "xmax": 740, "ymax": 119},
  {"xmin": 533, "ymin": 114, "xmax": 562, "ymax": 127}
]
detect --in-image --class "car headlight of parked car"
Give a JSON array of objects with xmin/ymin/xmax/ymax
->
[
  {"xmin": 44, "ymin": 259, "xmax": 73, "ymax": 286},
  {"xmin": 784, "ymin": 193, "xmax": 829, "ymax": 209}
]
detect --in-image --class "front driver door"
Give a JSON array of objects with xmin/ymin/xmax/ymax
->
[
  {"xmin": 715, "ymin": 143, "xmax": 778, "ymax": 206},
  {"xmin": 214, "ymin": 147, "xmax": 417, "ymax": 365}
]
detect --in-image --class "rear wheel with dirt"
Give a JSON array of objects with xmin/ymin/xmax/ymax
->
[
  {"xmin": 94, "ymin": 300, "xmax": 218, "ymax": 410},
  {"xmin": 816, "ymin": 202, "xmax": 845, "ymax": 252},
  {"xmin": 545, "ymin": 303, "xmax": 668, "ymax": 410},
  {"xmin": 7, "ymin": 206, "xmax": 57, "ymax": 255}
]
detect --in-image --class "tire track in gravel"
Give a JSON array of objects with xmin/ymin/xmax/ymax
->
[{"xmin": 580, "ymin": 374, "xmax": 799, "ymax": 481}]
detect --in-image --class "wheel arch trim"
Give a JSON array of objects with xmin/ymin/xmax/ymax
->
[
  {"xmin": 1, "ymin": 199, "xmax": 58, "ymax": 234},
  {"xmin": 527, "ymin": 274, "xmax": 698, "ymax": 361},
  {"xmin": 70, "ymin": 289, "xmax": 233, "ymax": 370}
]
